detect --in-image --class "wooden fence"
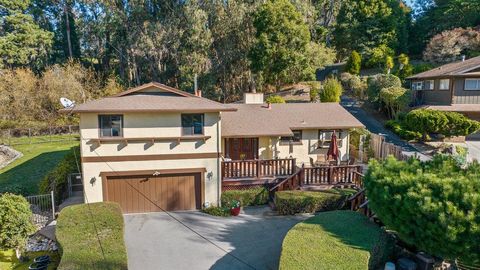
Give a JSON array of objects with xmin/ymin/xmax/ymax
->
[
  {"xmin": 370, "ymin": 133, "xmax": 409, "ymax": 161},
  {"xmin": 0, "ymin": 125, "xmax": 79, "ymax": 146},
  {"xmin": 303, "ymin": 165, "xmax": 363, "ymax": 186},
  {"xmin": 221, "ymin": 158, "xmax": 296, "ymax": 180}
]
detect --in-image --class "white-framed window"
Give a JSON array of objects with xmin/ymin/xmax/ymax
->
[
  {"xmin": 424, "ymin": 80, "xmax": 434, "ymax": 90},
  {"xmin": 411, "ymin": 81, "xmax": 423, "ymax": 91},
  {"xmin": 318, "ymin": 130, "xmax": 343, "ymax": 149},
  {"xmin": 465, "ymin": 79, "xmax": 480, "ymax": 91},
  {"xmin": 439, "ymin": 79, "xmax": 450, "ymax": 90}
]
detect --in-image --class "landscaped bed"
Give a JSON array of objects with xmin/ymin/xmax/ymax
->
[
  {"xmin": 275, "ymin": 189, "xmax": 356, "ymax": 215},
  {"xmin": 279, "ymin": 211, "xmax": 393, "ymax": 270},
  {"xmin": 56, "ymin": 202, "xmax": 128, "ymax": 270}
]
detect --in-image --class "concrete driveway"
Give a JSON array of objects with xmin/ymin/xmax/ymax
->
[
  {"xmin": 466, "ymin": 140, "xmax": 480, "ymax": 162},
  {"xmin": 124, "ymin": 207, "xmax": 309, "ymax": 270}
]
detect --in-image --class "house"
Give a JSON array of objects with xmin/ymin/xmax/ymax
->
[
  {"xmin": 66, "ymin": 82, "xmax": 363, "ymax": 213},
  {"xmin": 407, "ymin": 56, "xmax": 480, "ymax": 124}
]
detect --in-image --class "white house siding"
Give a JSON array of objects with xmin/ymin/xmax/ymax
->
[{"xmin": 79, "ymin": 112, "xmax": 222, "ymax": 206}]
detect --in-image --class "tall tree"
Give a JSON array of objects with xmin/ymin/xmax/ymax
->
[
  {"xmin": 0, "ymin": 0, "xmax": 53, "ymax": 69},
  {"xmin": 333, "ymin": 0, "xmax": 409, "ymax": 61},
  {"xmin": 250, "ymin": 0, "xmax": 315, "ymax": 89}
]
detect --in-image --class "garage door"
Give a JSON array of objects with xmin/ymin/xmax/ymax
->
[{"xmin": 105, "ymin": 173, "xmax": 202, "ymax": 213}]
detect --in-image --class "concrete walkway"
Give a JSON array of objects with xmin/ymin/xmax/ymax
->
[
  {"xmin": 466, "ymin": 140, "xmax": 480, "ymax": 162},
  {"xmin": 124, "ymin": 207, "xmax": 310, "ymax": 270}
]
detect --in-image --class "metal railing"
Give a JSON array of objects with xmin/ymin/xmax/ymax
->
[{"xmin": 25, "ymin": 191, "xmax": 55, "ymax": 229}]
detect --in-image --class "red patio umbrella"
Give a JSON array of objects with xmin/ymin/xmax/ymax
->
[{"xmin": 327, "ymin": 131, "xmax": 339, "ymax": 162}]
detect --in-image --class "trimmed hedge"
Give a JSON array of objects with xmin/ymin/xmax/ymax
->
[
  {"xmin": 56, "ymin": 202, "xmax": 127, "ymax": 270},
  {"xmin": 221, "ymin": 187, "xmax": 269, "ymax": 206},
  {"xmin": 275, "ymin": 190, "xmax": 351, "ymax": 215},
  {"xmin": 202, "ymin": 206, "xmax": 230, "ymax": 217}
]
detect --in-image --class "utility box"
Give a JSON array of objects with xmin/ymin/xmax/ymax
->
[
  {"xmin": 415, "ymin": 252, "xmax": 435, "ymax": 270},
  {"xmin": 397, "ymin": 258, "xmax": 417, "ymax": 270}
]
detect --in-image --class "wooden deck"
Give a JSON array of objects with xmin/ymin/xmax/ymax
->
[{"xmin": 221, "ymin": 159, "xmax": 363, "ymax": 191}]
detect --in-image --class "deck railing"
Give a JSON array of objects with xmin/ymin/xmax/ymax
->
[
  {"xmin": 221, "ymin": 158, "xmax": 296, "ymax": 180},
  {"xmin": 303, "ymin": 165, "xmax": 363, "ymax": 186}
]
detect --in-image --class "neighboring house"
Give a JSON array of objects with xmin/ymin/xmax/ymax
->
[
  {"xmin": 407, "ymin": 56, "xmax": 480, "ymax": 122},
  {"xmin": 66, "ymin": 82, "xmax": 363, "ymax": 213}
]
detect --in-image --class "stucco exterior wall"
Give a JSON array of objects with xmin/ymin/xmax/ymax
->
[
  {"xmin": 79, "ymin": 112, "xmax": 222, "ymax": 205},
  {"xmin": 259, "ymin": 130, "xmax": 350, "ymax": 164}
]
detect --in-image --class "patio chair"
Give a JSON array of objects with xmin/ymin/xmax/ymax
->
[
  {"xmin": 309, "ymin": 157, "xmax": 315, "ymax": 167},
  {"xmin": 316, "ymin": 154, "xmax": 328, "ymax": 166}
]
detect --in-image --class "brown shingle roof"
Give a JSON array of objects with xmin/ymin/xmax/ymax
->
[
  {"xmin": 221, "ymin": 103, "xmax": 364, "ymax": 137},
  {"xmin": 64, "ymin": 82, "xmax": 236, "ymax": 113},
  {"xmin": 408, "ymin": 56, "xmax": 480, "ymax": 79},
  {"xmin": 421, "ymin": 104, "xmax": 480, "ymax": 112}
]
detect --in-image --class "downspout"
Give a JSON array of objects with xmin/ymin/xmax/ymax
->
[{"xmin": 217, "ymin": 113, "xmax": 221, "ymax": 207}]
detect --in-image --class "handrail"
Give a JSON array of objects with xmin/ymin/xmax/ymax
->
[
  {"xmin": 269, "ymin": 165, "xmax": 304, "ymax": 192},
  {"xmin": 348, "ymin": 188, "xmax": 365, "ymax": 201}
]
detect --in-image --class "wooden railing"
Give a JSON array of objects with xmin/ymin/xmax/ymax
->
[
  {"xmin": 221, "ymin": 158, "xmax": 296, "ymax": 180},
  {"xmin": 348, "ymin": 188, "xmax": 374, "ymax": 218},
  {"xmin": 303, "ymin": 165, "xmax": 363, "ymax": 186},
  {"xmin": 269, "ymin": 165, "xmax": 305, "ymax": 192}
]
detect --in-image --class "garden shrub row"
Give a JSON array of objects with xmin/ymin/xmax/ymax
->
[
  {"xmin": 221, "ymin": 186, "xmax": 269, "ymax": 207},
  {"xmin": 275, "ymin": 190, "xmax": 349, "ymax": 215},
  {"xmin": 386, "ymin": 109, "xmax": 480, "ymax": 141},
  {"xmin": 56, "ymin": 202, "xmax": 128, "ymax": 270}
]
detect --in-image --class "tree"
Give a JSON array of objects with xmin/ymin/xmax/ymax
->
[
  {"xmin": 249, "ymin": 0, "xmax": 314, "ymax": 89},
  {"xmin": 0, "ymin": 193, "xmax": 36, "ymax": 259},
  {"xmin": 385, "ymin": 56, "xmax": 394, "ymax": 74},
  {"xmin": 366, "ymin": 74, "xmax": 401, "ymax": 105},
  {"xmin": 365, "ymin": 156, "xmax": 480, "ymax": 264},
  {"xmin": 423, "ymin": 27, "xmax": 480, "ymax": 63},
  {"xmin": 265, "ymin": 95, "xmax": 286, "ymax": 104},
  {"xmin": 345, "ymin": 51, "xmax": 361, "ymax": 75},
  {"xmin": 320, "ymin": 78, "xmax": 343, "ymax": 102},
  {"xmin": 333, "ymin": 0, "xmax": 409, "ymax": 61},
  {"xmin": 379, "ymin": 86, "xmax": 410, "ymax": 119},
  {"xmin": 0, "ymin": 0, "xmax": 53, "ymax": 69}
]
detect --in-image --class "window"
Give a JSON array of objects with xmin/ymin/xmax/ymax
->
[
  {"xmin": 99, "ymin": 115, "xmax": 123, "ymax": 137},
  {"xmin": 318, "ymin": 130, "xmax": 343, "ymax": 148},
  {"xmin": 181, "ymin": 114, "xmax": 204, "ymax": 135},
  {"xmin": 412, "ymin": 81, "xmax": 423, "ymax": 91},
  {"xmin": 280, "ymin": 130, "xmax": 302, "ymax": 144},
  {"xmin": 424, "ymin": 80, "xmax": 434, "ymax": 90},
  {"xmin": 465, "ymin": 79, "xmax": 480, "ymax": 90},
  {"xmin": 439, "ymin": 79, "xmax": 450, "ymax": 90}
]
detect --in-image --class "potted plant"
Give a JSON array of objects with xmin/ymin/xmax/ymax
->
[{"xmin": 229, "ymin": 200, "xmax": 241, "ymax": 216}]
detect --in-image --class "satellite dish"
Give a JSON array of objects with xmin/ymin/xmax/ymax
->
[{"xmin": 60, "ymin": 97, "xmax": 75, "ymax": 108}]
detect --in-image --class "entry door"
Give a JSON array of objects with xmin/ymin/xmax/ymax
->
[{"xmin": 225, "ymin": 138, "xmax": 259, "ymax": 160}]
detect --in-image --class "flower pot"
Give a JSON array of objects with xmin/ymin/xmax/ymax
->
[{"xmin": 230, "ymin": 207, "xmax": 241, "ymax": 216}]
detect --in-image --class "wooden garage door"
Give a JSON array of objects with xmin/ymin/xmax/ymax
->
[{"xmin": 105, "ymin": 173, "xmax": 201, "ymax": 213}]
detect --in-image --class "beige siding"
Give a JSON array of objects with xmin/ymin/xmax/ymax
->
[{"xmin": 79, "ymin": 112, "xmax": 221, "ymax": 205}]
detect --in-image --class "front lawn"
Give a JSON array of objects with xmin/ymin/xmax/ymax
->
[
  {"xmin": 56, "ymin": 202, "xmax": 128, "ymax": 270},
  {"xmin": 0, "ymin": 249, "xmax": 60, "ymax": 270},
  {"xmin": 0, "ymin": 135, "xmax": 79, "ymax": 195},
  {"xmin": 279, "ymin": 211, "xmax": 392, "ymax": 270}
]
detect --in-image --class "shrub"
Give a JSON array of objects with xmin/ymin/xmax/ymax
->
[
  {"xmin": 39, "ymin": 146, "xmax": 80, "ymax": 204},
  {"xmin": 265, "ymin": 95, "xmax": 286, "ymax": 103},
  {"xmin": 403, "ymin": 109, "xmax": 480, "ymax": 140},
  {"xmin": 202, "ymin": 206, "xmax": 230, "ymax": 217},
  {"xmin": 365, "ymin": 156, "xmax": 480, "ymax": 264},
  {"xmin": 385, "ymin": 56, "xmax": 394, "ymax": 74},
  {"xmin": 385, "ymin": 120, "xmax": 422, "ymax": 140},
  {"xmin": 320, "ymin": 78, "xmax": 343, "ymax": 102},
  {"xmin": 275, "ymin": 190, "xmax": 346, "ymax": 215},
  {"xmin": 366, "ymin": 44, "xmax": 394, "ymax": 68},
  {"xmin": 221, "ymin": 187, "xmax": 269, "ymax": 206},
  {"xmin": 367, "ymin": 74, "xmax": 401, "ymax": 105},
  {"xmin": 0, "ymin": 193, "xmax": 36, "ymax": 258},
  {"xmin": 279, "ymin": 211, "xmax": 394, "ymax": 270},
  {"xmin": 345, "ymin": 50, "xmax": 361, "ymax": 75},
  {"xmin": 56, "ymin": 202, "xmax": 127, "ymax": 270}
]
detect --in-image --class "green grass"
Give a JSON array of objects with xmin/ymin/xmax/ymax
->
[
  {"xmin": 56, "ymin": 202, "xmax": 128, "ymax": 270},
  {"xmin": 279, "ymin": 211, "xmax": 392, "ymax": 270},
  {"xmin": 0, "ymin": 135, "xmax": 79, "ymax": 195},
  {"xmin": 0, "ymin": 249, "xmax": 60, "ymax": 270}
]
